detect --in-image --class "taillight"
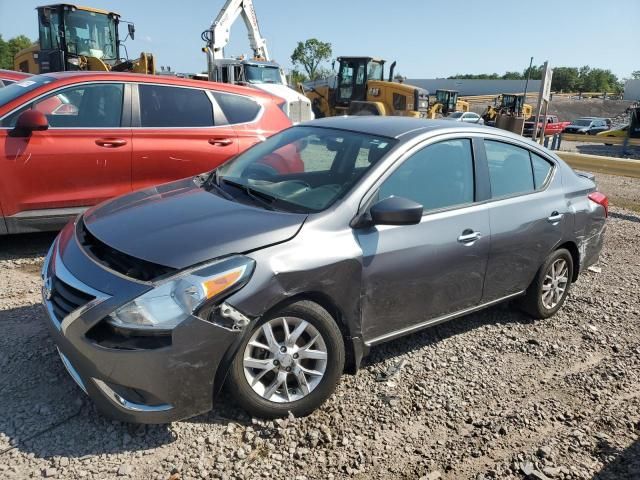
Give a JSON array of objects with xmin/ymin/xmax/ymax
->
[{"xmin": 588, "ymin": 191, "xmax": 608, "ymax": 217}]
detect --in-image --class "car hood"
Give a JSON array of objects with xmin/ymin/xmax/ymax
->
[{"xmin": 83, "ymin": 178, "xmax": 307, "ymax": 270}]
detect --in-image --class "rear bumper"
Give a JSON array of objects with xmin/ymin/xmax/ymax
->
[{"xmin": 41, "ymin": 227, "xmax": 245, "ymax": 424}]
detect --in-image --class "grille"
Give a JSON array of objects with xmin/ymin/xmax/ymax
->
[
  {"xmin": 77, "ymin": 220, "xmax": 176, "ymax": 282},
  {"xmin": 289, "ymin": 100, "xmax": 313, "ymax": 123},
  {"xmin": 50, "ymin": 276, "xmax": 95, "ymax": 322}
]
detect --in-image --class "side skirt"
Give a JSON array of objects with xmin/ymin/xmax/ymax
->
[
  {"xmin": 5, "ymin": 207, "xmax": 87, "ymax": 234},
  {"xmin": 364, "ymin": 290, "xmax": 525, "ymax": 347}
]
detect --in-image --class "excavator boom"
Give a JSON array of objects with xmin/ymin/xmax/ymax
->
[{"xmin": 203, "ymin": 0, "xmax": 269, "ymax": 61}]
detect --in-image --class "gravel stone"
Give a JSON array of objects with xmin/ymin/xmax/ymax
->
[{"xmin": 1, "ymin": 178, "xmax": 640, "ymax": 479}]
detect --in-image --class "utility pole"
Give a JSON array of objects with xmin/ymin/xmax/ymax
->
[{"xmin": 521, "ymin": 57, "xmax": 533, "ymax": 117}]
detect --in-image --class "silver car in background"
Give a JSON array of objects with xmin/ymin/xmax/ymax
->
[{"xmin": 443, "ymin": 111, "xmax": 485, "ymax": 124}]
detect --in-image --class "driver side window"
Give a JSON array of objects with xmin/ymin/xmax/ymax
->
[
  {"xmin": 378, "ymin": 139, "xmax": 475, "ymax": 212},
  {"xmin": 1, "ymin": 83, "xmax": 124, "ymax": 128}
]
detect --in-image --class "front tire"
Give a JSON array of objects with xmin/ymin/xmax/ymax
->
[
  {"xmin": 519, "ymin": 248, "xmax": 573, "ymax": 319},
  {"xmin": 227, "ymin": 301, "xmax": 344, "ymax": 418}
]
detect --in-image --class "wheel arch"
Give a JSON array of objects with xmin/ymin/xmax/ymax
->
[
  {"xmin": 556, "ymin": 240, "xmax": 580, "ymax": 282},
  {"xmin": 258, "ymin": 291, "xmax": 364, "ymax": 374}
]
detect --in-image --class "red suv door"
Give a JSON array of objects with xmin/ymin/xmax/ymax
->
[
  {"xmin": 131, "ymin": 83, "xmax": 239, "ymax": 190},
  {"xmin": 0, "ymin": 82, "xmax": 131, "ymax": 233}
]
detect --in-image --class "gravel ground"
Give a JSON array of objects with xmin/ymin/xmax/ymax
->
[{"xmin": 1, "ymin": 181, "xmax": 639, "ymax": 479}]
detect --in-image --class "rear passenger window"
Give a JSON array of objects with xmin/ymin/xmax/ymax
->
[
  {"xmin": 213, "ymin": 92, "xmax": 260, "ymax": 124},
  {"xmin": 139, "ymin": 85, "xmax": 213, "ymax": 127},
  {"xmin": 531, "ymin": 153, "xmax": 553, "ymax": 188},
  {"xmin": 485, "ymin": 141, "xmax": 534, "ymax": 197},
  {"xmin": 379, "ymin": 139, "xmax": 474, "ymax": 211}
]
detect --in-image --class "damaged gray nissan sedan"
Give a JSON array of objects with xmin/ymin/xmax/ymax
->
[{"xmin": 41, "ymin": 116, "xmax": 607, "ymax": 423}]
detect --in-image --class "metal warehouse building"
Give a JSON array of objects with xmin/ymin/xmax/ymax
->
[
  {"xmin": 405, "ymin": 79, "xmax": 542, "ymax": 96},
  {"xmin": 624, "ymin": 80, "xmax": 640, "ymax": 101}
]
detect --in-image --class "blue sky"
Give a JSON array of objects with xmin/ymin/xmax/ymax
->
[{"xmin": 1, "ymin": 0, "xmax": 637, "ymax": 78}]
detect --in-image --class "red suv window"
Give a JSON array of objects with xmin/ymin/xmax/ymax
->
[{"xmin": 139, "ymin": 84, "xmax": 214, "ymax": 127}]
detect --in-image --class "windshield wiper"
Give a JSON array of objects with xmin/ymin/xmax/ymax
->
[
  {"xmin": 222, "ymin": 178, "xmax": 277, "ymax": 211},
  {"xmin": 199, "ymin": 170, "xmax": 235, "ymax": 201}
]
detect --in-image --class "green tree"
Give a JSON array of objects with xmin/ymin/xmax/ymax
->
[
  {"xmin": 551, "ymin": 67, "xmax": 579, "ymax": 92},
  {"xmin": 291, "ymin": 38, "xmax": 332, "ymax": 81},
  {"xmin": 0, "ymin": 34, "xmax": 33, "ymax": 69},
  {"xmin": 632, "ymin": 70, "xmax": 640, "ymax": 79},
  {"xmin": 501, "ymin": 71, "xmax": 523, "ymax": 80},
  {"xmin": 289, "ymin": 69, "xmax": 308, "ymax": 85},
  {"xmin": 577, "ymin": 67, "xmax": 620, "ymax": 92},
  {"xmin": 522, "ymin": 64, "xmax": 543, "ymax": 80}
]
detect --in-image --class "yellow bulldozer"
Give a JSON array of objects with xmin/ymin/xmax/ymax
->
[
  {"xmin": 481, "ymin": 93, "xmax": 533, "ymax": 124},
  {"xmin": 427, "ymin": 89, "xmax": 469, "ymax": 118},
  {"xmin": 14, "ymin": 4, "xmax": 154, "ymax": 75},
  {"xmin": 300, "ymin": 56, "xmax": 430, "ymax": 118}
]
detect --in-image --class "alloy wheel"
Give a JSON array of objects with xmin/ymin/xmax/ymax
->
[
  {"xmin": 243, "ymin": 317, "xmax": 328, "ymax": 403},
  {"xmin": 541, "ymin": 258, "xmax": 569, "ymax": 309}
]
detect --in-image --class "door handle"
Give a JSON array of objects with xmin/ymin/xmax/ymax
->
[
  {"xmin": 95, "ymin": 138, "xmax": 127, "ymax": 148},
  {"xmin": 547, "ymin": 212, "xmax": 563, "ymax": 223},
  {"xmin": 208, "ymin": 138, "xmax": 234, "ymax": 146},
  {"xmin": 457, "ymin": 230, "xmax": 482, "ymax": 244}
]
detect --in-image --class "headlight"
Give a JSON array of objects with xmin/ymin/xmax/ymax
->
[{"xmin": 106, "ymin": 255, "xmax": 254, "ymax": 332}]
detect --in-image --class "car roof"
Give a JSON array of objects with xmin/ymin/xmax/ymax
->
[
  {"xmin": 39, "ymin": 71, "xmax": 277, "ymax": 99},
  {"xmin": 0, "ymin": 69, "xmax": 32, "ymax": 81},
  {"xmin": 299, "ymin": 116, "xmax": 497, "ymax": 140}
]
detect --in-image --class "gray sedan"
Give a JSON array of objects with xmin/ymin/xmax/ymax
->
[{"xmin": 41, "ymin": 117, "xmax": 607, "ymax": 422}]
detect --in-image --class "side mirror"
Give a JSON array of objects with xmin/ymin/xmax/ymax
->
[
  {"xmin": 12, "ymin": 110, "xmax": 49, "ymax": 136},
  {"xmin": 370, "ymin": 196, "xmax": 423, "ymax": 226},
  {"xmin": 128, "ymin": 23, "xmax": 135, "ymax": 40}
]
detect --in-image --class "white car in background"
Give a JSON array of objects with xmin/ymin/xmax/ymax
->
[{"xmin": 444, "ymin": 111, "xmax": 484, "ymax": 124}]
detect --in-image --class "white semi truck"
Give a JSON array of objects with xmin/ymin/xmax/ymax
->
[{"xmin": 201, "ymin": 0, "xmax": 313, "ymax": 123}]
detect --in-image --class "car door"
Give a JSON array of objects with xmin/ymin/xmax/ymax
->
[
  {"xmin": 212, "ymin": 91, "xmax": 270, "ymax": 154},
  {"xmin": 356, "ymin": 137, "xmax": 491, "ymax": 343},
  {"xmin": 131, "ymin": 83, "xmax": 239, "ymax": 190},
  {"xmin": 480, "ymin": 138, "xmax": 565, "ymax": 301},
  {"xmin": 0, "ymin": 81, "xmax": 131, "ymax": 230},
  {"xmin": 594, "ymin": 120, "xmax": 608, "ymax": 134}
]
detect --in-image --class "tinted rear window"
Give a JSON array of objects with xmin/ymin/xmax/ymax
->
[
  {"xmin": 139, "ymin": 84, "xmax": 213, "ymax": 127},
  {"xmin": 213, "ymin": 92, "xmax": 260, "ymax": 124}
]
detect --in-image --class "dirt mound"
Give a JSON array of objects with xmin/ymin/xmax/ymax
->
[
  {"xmin": 547, "ymin": 99, "xmax": 633, "ymax": 124},
  {"xmin": 470, "ymin": 99, "xmax": 634, "ymax": 125}
]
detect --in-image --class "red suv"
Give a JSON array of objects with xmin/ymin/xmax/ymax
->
[{"xmin": 0, "ymin": 72, "xmax": 292, "ymax": 234}]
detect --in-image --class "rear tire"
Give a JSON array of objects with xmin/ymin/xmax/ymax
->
[
  {"xmin": 227, "ymin": 301, "xmax": 344, "ymax": 419},
  {"xmin": 518, "ymin": 248, "xmax": 573, "ymax": 319}
]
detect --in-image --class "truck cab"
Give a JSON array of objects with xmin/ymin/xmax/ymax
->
[
  {"xmin": 335, "ymin": 57, "xmax": 385, "ymax": 107},
  {"xmin": 435, "ymin": 89, "xmax": 458, "ymax": 115},
  {"xmin": 15, "ymin": 4, "xmax": 128, "ymax": 73}
]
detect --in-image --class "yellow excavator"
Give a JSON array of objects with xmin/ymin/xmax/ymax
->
[
  {"xmin": 300, "ymin": 56, "xmax": 430, "ymax": 118},
  {"xmin": 14, "ymin": 4, "xmax": 154, "ymax": 74},
  {"xmin": 481, "ymin": 93, "xmax": 533, "ymax": 124},
  {"xmin": 427, "ymin": 89, "xmax": 469, "ymax": 118}
]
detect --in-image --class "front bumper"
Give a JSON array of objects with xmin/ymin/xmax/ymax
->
[{"xmin": 41, "ymin": 222, "xmax": 245, "ymax": 423}]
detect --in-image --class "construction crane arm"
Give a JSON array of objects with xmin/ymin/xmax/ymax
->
[{"xmin": 203, "ymin": 0, "xmax": 269, "ymax": 61}]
